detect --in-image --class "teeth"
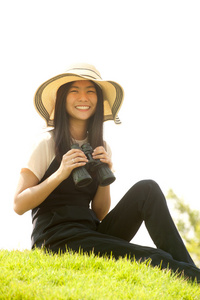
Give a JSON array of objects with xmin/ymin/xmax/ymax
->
[{"xmin": 76, "ymin": 106, "xmax": 90, "ymax": 110}]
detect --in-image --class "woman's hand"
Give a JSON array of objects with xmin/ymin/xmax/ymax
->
[
  {"xmin": 92, "ymin": 146, "xmax": 113, "ymax": 170},
  {"xmin": 57, "ymin": 149, "xmax": 88, "ymax": 181}
]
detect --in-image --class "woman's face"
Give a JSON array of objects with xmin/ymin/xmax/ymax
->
[{"xmin": 66, "ymin": 80, "xmax": 98, "ymax": 122}]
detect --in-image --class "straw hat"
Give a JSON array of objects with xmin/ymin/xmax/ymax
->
[{"xmin": 34, "ymin": 63, "xmax": 124, "ymax": 126}]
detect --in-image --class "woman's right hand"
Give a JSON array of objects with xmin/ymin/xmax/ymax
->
[{"xmin": 56, "ymin": 149, "xmax": 88, "ymax": 182}]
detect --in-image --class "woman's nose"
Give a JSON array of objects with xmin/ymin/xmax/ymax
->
[{"xmin": 79, "ymin": 91, "xmax": 88, "ymax": 101}]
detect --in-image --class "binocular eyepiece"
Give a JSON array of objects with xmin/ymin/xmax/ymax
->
[{"xmin": 71, "ymin": 143, "xmax": 116, "ymax": 188}]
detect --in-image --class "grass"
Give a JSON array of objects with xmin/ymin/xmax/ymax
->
[{"xmin": 0, "ymin": 249, "xmax": 199, "ymax": 299}]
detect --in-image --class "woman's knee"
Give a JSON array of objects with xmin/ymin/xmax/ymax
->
[
  {"xmin": 136, "ymin": 179, "xmax": 159, "ymax": 187},
  {"xmin": 133, "ymin": 179, "xmax": 162, "ymax": 194},
  {"xmin": 131, "ymin": 179, "xmax": 166, "ymax": 209},
  {"xmin": 117, "ymin": 179, "xmax": 165, "ymax": 214}
]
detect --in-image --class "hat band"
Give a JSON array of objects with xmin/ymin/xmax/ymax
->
[{"xmin": 66, "ymin": 67, "xmax": 102, "ymax": 80}]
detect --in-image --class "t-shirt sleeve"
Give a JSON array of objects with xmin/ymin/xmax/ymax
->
[{"xmin": 21, "ymin": 131, "xmax": 55, "ymax": 181}]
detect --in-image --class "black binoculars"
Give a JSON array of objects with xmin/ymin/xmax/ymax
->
[{"xmin": 71, "ymin": 143, "xmax": 116, "ymax": 188}]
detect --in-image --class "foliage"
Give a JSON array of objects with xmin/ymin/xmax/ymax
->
[
  {"xmin": 167, "ymin": 189, "xmax": 200, "ymax": 266},
  {"xmin": 0, "ymin": 249, "xmax": 199, "ymax": 299}
]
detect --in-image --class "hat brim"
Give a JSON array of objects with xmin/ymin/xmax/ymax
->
[{"xmin": 34, "ymin": 73, "xmax": 124, "ymax": 126}]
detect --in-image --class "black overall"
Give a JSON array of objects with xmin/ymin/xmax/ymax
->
[{"xmin": 31, "ymin": 158, "xmax": 200, "ymax": 282}]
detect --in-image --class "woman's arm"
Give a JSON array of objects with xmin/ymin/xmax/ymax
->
[
  {"xmin": 13, "ymin": 169, "xmax": 63, "ymax": 215},
  {"xmin": 91, "ymin": 146, "xmax": 112, "ymax": 221},
  {"xmin": 91, "ymin": 185, "xmax": 111, "ymax": 221},
  {"xmin": 14, "ymin": 149, "xmax": 88, "ymax": 215}
]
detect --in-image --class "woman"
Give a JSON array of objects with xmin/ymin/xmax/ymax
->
[{"xmin": 14, "ymin": 63, "xmax": 200, "ymax": 282}]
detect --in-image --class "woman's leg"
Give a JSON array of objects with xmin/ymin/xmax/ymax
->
[
  {"xmin": 53, "ymin": 226, "xmax": 200, "ymax": 283},
  {"xmin": 97, "ymin": 180, "xmax": 195, "ymax": 265}
]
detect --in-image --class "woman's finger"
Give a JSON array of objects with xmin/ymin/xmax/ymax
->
[{"xmin": 71, "ymin": 155, "xmax": 88, "ymax": 165}]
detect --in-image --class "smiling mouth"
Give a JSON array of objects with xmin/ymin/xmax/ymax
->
[{"xmin": 75, "ymin": 106, "xmax": 90, "ymax": 110}]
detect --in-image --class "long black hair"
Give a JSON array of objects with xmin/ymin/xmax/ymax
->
[{"xmin": 53, "ymin": 81, "xmax": 104, "ymax": 161}]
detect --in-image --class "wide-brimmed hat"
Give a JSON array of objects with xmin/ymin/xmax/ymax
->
[{"xmin": 34, "ymin": 63, "xmax": 124, "ymax": 126}]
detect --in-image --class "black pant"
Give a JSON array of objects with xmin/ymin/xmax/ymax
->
[
  {"xmin": 98, "ymin": 180, "xmax": 194, "ymax": 265},
  {"xmin": 94, "ymin": 180, "xmax": 199, "ymax": 281}
]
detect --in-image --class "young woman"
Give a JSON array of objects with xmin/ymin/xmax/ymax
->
[{"xmin": 14, "ymin": 63, "xmax": 200, "ymax": 282}]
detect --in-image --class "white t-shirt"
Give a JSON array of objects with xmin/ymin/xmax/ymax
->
[{"xmin": 22, "ymin": 130, "xmax": 112, "ymax": 181}]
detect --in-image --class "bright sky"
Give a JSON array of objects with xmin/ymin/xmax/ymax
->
[{"xmin": 1, "ymin": 0, "xmax": 200, "ymax": 251}]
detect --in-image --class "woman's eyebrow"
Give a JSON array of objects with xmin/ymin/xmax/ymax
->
[
  {"xmin": 86, "ymin": 86, "xmax": 96, "ymax": 89},
  {"xmin": 70, "ymin": 85, "xmax": 96, "ymax": 89},
  {"xmin": 70, "ymin": 85, "xmax": 79, "ymax": 89}
]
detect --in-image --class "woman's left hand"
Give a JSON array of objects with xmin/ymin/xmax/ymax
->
[{"xmin": 92, "ymin": 146, "xmax": 113, "ymax": 170}]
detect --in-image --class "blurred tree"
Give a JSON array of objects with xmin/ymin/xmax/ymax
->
[{"xmin": 166, "ymin": 189, "xmax": 200, "ymax": 267}]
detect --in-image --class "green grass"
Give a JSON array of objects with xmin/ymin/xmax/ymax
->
[{"xmin": 0, "ymin": 249, "xmax": 199, "ymax": 299}]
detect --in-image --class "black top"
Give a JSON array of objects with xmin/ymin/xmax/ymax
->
[{"xmin": 32, "ymin": 157, "xmax": 99, "ymax": 222}]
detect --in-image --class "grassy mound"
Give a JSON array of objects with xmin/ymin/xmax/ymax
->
[{"xmin": 0, "ymin": 249, "xmax": 199, "ymax": 299}]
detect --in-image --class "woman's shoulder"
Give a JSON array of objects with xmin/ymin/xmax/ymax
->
[
  {"xmin": 37, "ymin": 128, "xmax": 54, "ymax": 142},
  {"xmin": 22, "ymin": 129, "xmax": 55, "ymax": 181},
  {"xmin": 32, "ymin": 128, "xmax": 55, "ymax": 150}
]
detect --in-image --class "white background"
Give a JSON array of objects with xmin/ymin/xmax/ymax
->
[{"xmin": 0, "ymin": 0, "xmax": 200, "ymax": 252}]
